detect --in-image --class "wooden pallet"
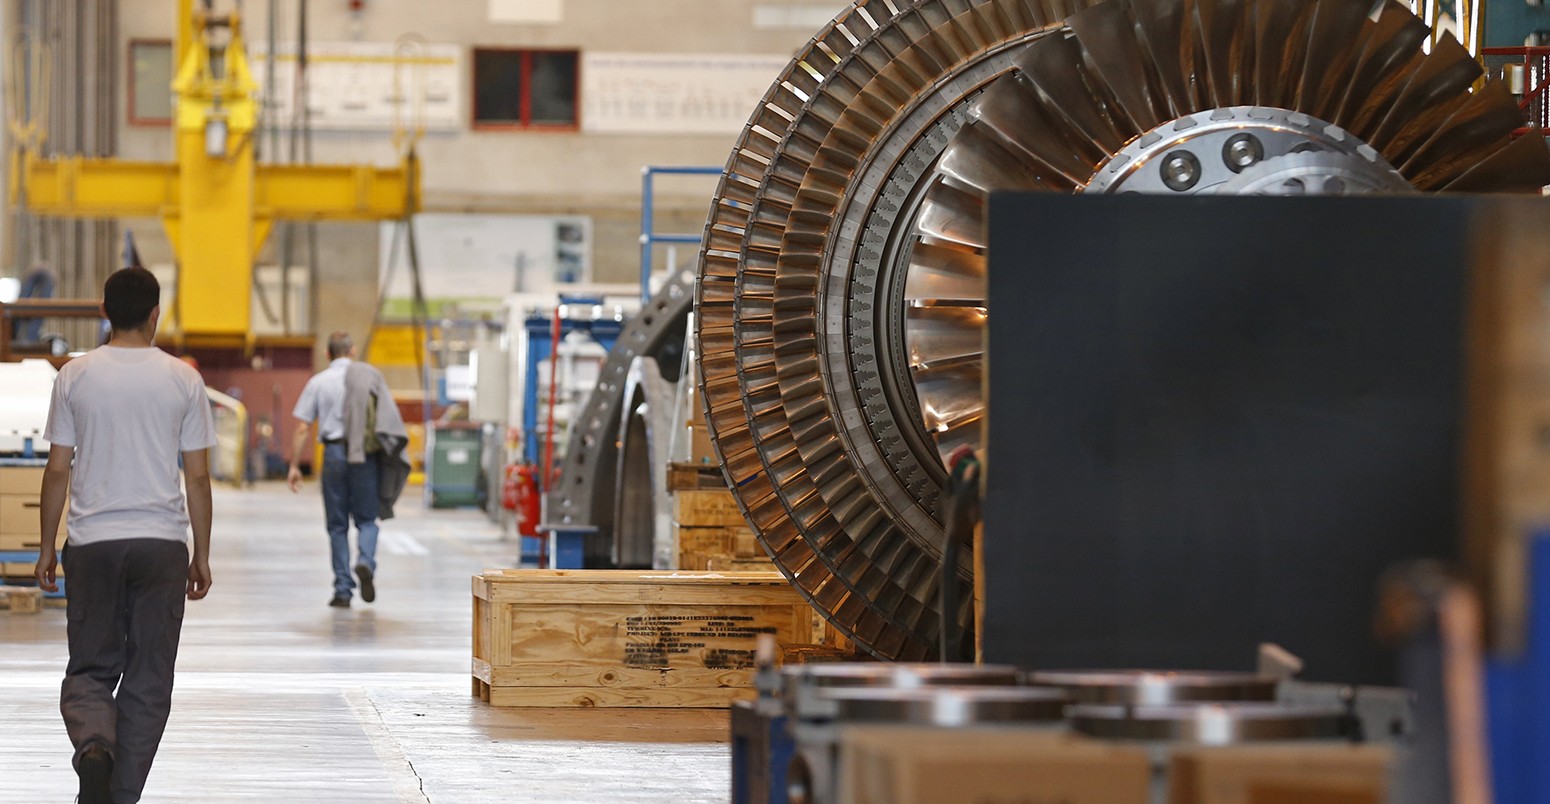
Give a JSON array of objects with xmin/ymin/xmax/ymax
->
[
  {"xmin": 0, "ymin": 585, "xmax": 43, "ymax": 613},
  {"xmin": 472, "ymin": 569, "xmax": 829, "ymax": 707}
]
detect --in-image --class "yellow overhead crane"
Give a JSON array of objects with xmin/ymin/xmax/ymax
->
[{"xmin": 8, "ymin": 0, "xmax": 419, "ymax": 348}]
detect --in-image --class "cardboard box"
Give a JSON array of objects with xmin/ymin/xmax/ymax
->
[
  {"xmin": 1168, "ymin": 744, "xmax": 1393, "ymax": 804},
  {"xmin": 840, "ymin": 726, "xmax": 1151, "ymax": 804}
]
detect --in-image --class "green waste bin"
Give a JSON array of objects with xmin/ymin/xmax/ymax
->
[{"xmin": 428, "ymin": 426, "xmax": 482, "ymax": 508}]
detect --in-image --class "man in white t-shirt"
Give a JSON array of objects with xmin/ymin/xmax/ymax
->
[{"xmin": 35, "ymin": 266, "xmax": 217, "ymax": 804}]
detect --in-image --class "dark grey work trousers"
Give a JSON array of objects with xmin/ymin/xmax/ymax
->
[{"xmin": 60, "ymin": 538, "xmax": 188, "ymax": 804}]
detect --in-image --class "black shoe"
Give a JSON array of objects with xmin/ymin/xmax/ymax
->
[
  {"xmin": 355, "ymin": 563, "xmax": 376, "ymax": 603},
  {"xmin": 77, "ymin": 741, "xmax": 113, "ymax": 804},
  {"xmin": 328, "ymin": 594, "xmax": 351, "ymax": 608}
]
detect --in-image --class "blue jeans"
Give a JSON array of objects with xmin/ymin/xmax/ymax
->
[{"xmin": 321, "ymin": 442, "xmax": 379, "ymax": 597}]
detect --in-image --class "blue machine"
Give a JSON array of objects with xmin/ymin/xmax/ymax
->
[
  {"xmin": 518, "ymin": 297, "xmax": 622, "ymax": 564},
  {"xmin": 1488, "ymin": 533, "xmax": 1550, "ymax": 804},
  {"xmin": 730, "ymin": 700, "xmax": 792, "ymax": 804},
  {"xmin": 537, "ymin": 523, "xmax": 592, "ymax": 570},
  {"xmin": 1485, "ymin": 3, "xmax": 1550, "ymax": 47},
  {"xmin": 519, "ymin": 297, "xmax": 623, "ymax": 467}
]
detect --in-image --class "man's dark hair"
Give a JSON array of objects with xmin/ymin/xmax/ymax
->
[
  {"xmin": 103, "ymin": 267, "xmax": 160, "ymax": 332},
  {"xmin": 327, "ymin": 331, "xmax": 354, "ymax": 359}
]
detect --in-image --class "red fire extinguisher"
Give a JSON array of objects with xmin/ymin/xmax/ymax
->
[{"xmin": 503, "ymin": 463, "xmax": 542, "ymax": 537}]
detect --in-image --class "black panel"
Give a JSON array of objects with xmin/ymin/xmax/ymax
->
[{"xmin": 982, "ymin": 194, "xmax": 1472, "ymax": 685}]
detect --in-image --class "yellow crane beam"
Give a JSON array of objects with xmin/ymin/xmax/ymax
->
[
  {"xmin": 8, "ymin": 2, "xmax": 419, "ymax": 344},
  {"xmin": 16, "ymin": 157, "xmax": 417, "ymax": 222}
]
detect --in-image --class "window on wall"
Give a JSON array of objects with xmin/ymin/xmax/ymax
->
[
  {"xmin": 129, "ymin": 39, "xmax": 174, "ymax": 126},
  {"xmin": 472, "ymin": 48, "xmax": 579, "ymax": 129}
]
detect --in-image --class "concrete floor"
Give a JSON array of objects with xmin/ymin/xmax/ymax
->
[{"xmin": 0, "ymin": 482, "xmax": 729, "ymax": 802}]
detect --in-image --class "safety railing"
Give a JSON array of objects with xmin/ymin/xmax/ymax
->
[
  {"xmin": 1482, "ymin": 47, "xmax": 1550, "ymax": 137},
  {"xmin": 639, "ymin": 166, "xmax": 720, "ymax": 302}
]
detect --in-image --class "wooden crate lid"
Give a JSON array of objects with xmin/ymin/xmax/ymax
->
[{"xmin": 475, "ymin": 568, "xmax": 799, "ymax": 605}]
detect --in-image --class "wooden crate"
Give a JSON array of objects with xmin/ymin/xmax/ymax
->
[
  {"xmin": 707, "ymin": 555, "xmax": 777, "ymax": 572},
  {"xmin": 689, "ymin": 423, "xmax": 716, "ymax": 463},
  {"xmin": 730, "ymin": 527, "xmax": 760, "ymax": 557},
  {"xmin": 472, "ymin": 569, "xmax": 828, "ymax": 707},
  {"xmin": 677, "ymin": 525, "xmax": 731, "ymax": 556},
  {"xmin": 782, "ymin": 643, "xmax": 862, "ymax": 665},
  {"xmin": 666, "ymin": 462, "xmax": 726, "ymax": 492},
  {"xmin": 675, "ymin": 525, "xmax": 772, "ymax": 570},
  {"xmin": 673, "ymin": 489, "xmax": 746, "ymax": 528}
]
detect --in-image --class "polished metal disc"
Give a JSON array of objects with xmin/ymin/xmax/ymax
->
[
  {"xmin": 783, "ymin": 661, "xmax": 1024, "ymax": 690},
  {"xmin": 1070, "ymin": 702, "xmax": 1349, "ymax": 744},
  {"xmin": 824, "ymin": 685, "xmax": 1070, "ymax": 726},
  {"xmin": 783, "ymin": 661, "xmax": 1027, "ymax": 719},
  {"xmin": 1025, "ymin": 669, "xmax": 1279, "ymax": 705}
]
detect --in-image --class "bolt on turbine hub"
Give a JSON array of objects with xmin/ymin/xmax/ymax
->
[{"xmin": 1083, "ymin": 107, "xmax": 1412, "ymax": 195}]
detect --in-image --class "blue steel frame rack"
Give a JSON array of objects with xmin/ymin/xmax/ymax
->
[{"xmin": 639, "ymin": 166, "xmax": 721, "ymax": 302}]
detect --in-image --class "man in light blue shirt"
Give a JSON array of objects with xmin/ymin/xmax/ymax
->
[{"xmin": 288, "ymin": 331, "xmax": 378, "ymax": 608}]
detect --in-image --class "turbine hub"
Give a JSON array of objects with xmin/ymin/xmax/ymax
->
[{"xmin": 1083, "ymin": 107, "xmax": 1412, "ymax": 195}]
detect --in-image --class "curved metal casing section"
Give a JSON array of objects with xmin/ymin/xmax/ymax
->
[
  {"xmin": 547, "ymin": 266, "xmax": 693, "ymax": 565},
  {"xmin": 613, "ymin": 355, "xmax": 680, "ymax": 568}
]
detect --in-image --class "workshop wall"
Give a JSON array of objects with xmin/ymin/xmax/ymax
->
[{"xmin": 110, "ymin": 0, "xmax": 824, "ymax": 362}]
